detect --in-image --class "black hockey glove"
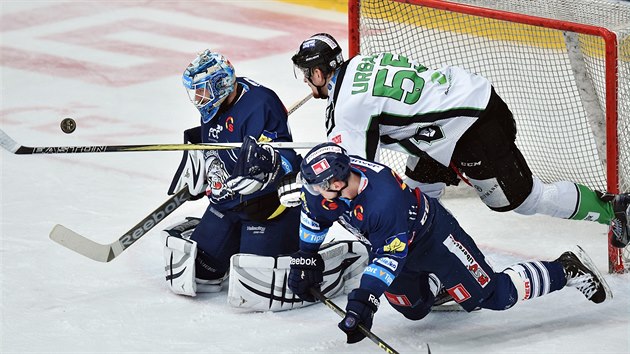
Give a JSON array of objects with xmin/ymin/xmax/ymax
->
[
  {"xmin": 338, "ymin": 288, "xmax": 380, "ymax": 344},
  {"xmin": 406, "ymin": 152, "xmax": 460, "ymax": 186},
  {"xmin": 277, "ymin": 171, "xmax": 302, "ymax": 207},
  {"xmin": 226, "ymin": 136, "xmax": 282, "ymax": 195},
  {"xmin": 288, "ymin": 250, "xmax": 324, "ymax": 302},
  {"xmin": 599, "ymin": 192, "xmax": 630, "ymax": 248}
]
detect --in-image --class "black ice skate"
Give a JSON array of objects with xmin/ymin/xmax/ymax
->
[
  {"xmin": 611, "ymin": 193, "xmax": 630, "ymax": 248},
  {"xmin": 556, "ymin": 245, "xmax": 612, "ymax": 304}
]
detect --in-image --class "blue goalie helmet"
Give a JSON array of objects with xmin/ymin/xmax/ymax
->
[
  {"xmin": 183, "ymin": 50, "xmax": 236, "ymax": 123},
  {"xmin": 299, "ymin": 142, "xmax": 351, "ymax": 195}
]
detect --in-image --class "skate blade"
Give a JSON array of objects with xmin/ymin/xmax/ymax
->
[{"xmin": 575, "ymin": 245, "xmax": 614, "ymax": 301}]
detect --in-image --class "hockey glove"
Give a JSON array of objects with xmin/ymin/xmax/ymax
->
[
  {"xmin": 277, "ymin": 171, "xmax": 302, "ymax": 207},
  {"xmin": 338, "ymin": 288, "xmax": 380, "ymax": 344},
  {"xmin": 288, "ymin": 250, "xmax": 324, "ymax": 302},
  {"xmin": 600, "ymin": 192, "xmax": 630, "ymax": 248},
  {"xmin": 406, "ymin": 152, "xmax": 460, "ymax": 186},
  {"xmin": 226, "ymin": 136, "xmax": 282, "ymax": 195}
]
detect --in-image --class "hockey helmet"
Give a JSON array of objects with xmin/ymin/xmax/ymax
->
[
  {"xmin": 291, "ymin": 33, "xmax": 344, "ymax": 80},
  {"xmin": 183, "ymin": 50, "xmax": 236, "ymax": 123},
  {"xmin": 299, "ymin": 142, "xmax": 351, "ymax": 195}
]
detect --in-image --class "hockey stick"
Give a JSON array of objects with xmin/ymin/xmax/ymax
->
[
  {"xmin": 50, "ymin": 187, "xmax": 191, "ymax": 262},
  {"xmin": 0, "ymin": 94, "xmax": 315, "ymax": 155},
  {"xmin": 0, "ymin": 130, "xmax": 318, "ymax": 155},
  {"xmin": 287, "ymin": 92, "xmax": 312, "ymax": 115},
  {"xmin": 309, "ymin": 288, "xmax": 402, "ymax": 354},
  {"xmin": 47, "ymin": 93, "xmax": 313, "ymax": 262}
]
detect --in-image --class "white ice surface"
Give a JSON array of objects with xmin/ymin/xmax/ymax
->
[{"xmin": 1, "ymin": 1, "xmax": 628, "ymax": 353}]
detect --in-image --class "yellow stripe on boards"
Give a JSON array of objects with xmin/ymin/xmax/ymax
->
[
  {"xmin": 281, "ymin": 0, "xmax": 607, "ymax": 58},
  {"xmin": 277, "ymin": 0, "xmax": 348, "ymax": 12}
]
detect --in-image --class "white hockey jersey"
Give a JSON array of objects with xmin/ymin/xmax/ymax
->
[{"xmin": 325, "ymin": 53, "xmax": 491, "ymax": 166}]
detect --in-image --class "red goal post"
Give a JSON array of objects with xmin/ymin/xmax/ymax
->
[{"xmin": 348, "ymin": 0, "xmax": 630, "ymax": 273}]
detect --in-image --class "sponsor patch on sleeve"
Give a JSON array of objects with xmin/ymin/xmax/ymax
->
[
  {"xmin": 375, "ymin": 257, "xmax": 398, "ymax": 272},
  {"xmin": 363, "ymin": 264, "xmax": 395, "ymax": 286},
  {"xmin": 300, "ymin": 211, "xmax": 320, "ymax": 230}
]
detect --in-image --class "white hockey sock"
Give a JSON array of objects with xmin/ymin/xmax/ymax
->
[
  {"xmin": 504, "ymin": 261, "xmax": 553, "ymax": 302},
  {"xmin": 513, "ymin": 177, "xmax": 578, "ymax": 219}
]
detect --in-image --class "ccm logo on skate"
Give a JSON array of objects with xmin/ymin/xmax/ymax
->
[
  {"xmin": 119, "ymin": 193, "xmax": 188, "ymax": 247},
  {"xmin": 290, "ymin": 257, "xmax": 317, "ymax": 266}
]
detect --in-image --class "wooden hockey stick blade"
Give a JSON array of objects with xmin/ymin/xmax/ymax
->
[
  {"xmin": 50, "ymin": 225, "xmax": 121, "ymax": 262},
  {"xmin": 0, "ymin": 128, "xmax": 20, "ymax": 153},
  {"xmin": 49, "ymin": 187, "xmax": 191, "ymax": 262}
]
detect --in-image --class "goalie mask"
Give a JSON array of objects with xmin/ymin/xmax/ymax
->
[
  {"xmin": 299, "ymin": 142, "xmax": 351, "ymax": 196},
  {"xmin": 183, "ymin": 50, "xmax": 236, "ymax": 123},
  {"xmin": 291, "ymin": 33, "xmax": 344, "ymax": 81}
]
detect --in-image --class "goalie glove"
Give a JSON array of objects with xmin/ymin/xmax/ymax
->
[
  {"xmin": 277, "ymin": 172, "xmax": 302, "ymax": 207},
  {"xmin": 226, "ymin": 136, "xmax": 282, "ymax": 195},
  {"xmin": 168, "ymin": 149, "xmax": 208, "ymax": 200}
]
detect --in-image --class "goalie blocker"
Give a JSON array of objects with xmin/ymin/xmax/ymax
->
[{"xmin": 163, "ymin": 217, "xmax": 369, "ymax": 311}]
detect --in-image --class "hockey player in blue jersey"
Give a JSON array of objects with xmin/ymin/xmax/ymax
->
[
  {"xmin": 162, "ymin": 50, "xmax": 302, "ymax": 296},
  {"xmin": 288, "ymin": 142, "xmax": 612, "ymax": 344}
]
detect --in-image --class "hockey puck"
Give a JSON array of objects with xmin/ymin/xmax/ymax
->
[{"xmin": 60, "ymin": 118, "xmax": 76, "ymax": 134}]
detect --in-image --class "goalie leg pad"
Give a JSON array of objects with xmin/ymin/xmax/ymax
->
[
  {"xmin": 227, "ymin": 240, "xmax": 369, "ymax": 312},
  {"xmin": 162, "ymin": 217, "xmax": 227, "ymax": 295},
  {"xmin": 163, "ymin": 234, "xmax": 198, "ymax": 297}
]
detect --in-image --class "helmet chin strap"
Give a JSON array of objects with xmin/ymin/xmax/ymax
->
[
  {"xmin": 305, "ymin": 68, "xmax": 329, "ymax": 99},
  {"xmin": 327, "ymin": 180, "xmax": 349, "ymax": 199},
  {"xmin": 307, "ymin": 77, "xmax": 328, "ymax": 99}
]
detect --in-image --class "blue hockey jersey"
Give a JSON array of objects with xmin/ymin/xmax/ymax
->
[
  {"xmin": 196, "ymin": 77, "xmax": 299, "ymax": 210},
  {"xmin": 299, "ymin": 156, "xmax": 437, "ymax": 297}
]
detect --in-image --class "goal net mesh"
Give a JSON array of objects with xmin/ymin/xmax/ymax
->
[{"xmin": 353, "ymin": 0, "xmax": 630, "ymax": 270}]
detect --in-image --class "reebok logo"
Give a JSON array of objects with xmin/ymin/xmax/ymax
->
[
  {"xmin": 368, "ymin": 294, "xmax": 380, "ymax": 308},
  {"xmin": 290, "ymin": 257, "xmax": 317, "ymax": 267},
  {"xmin": 119, "ymin": 193, "xmax": 189, "ymax": 248}
]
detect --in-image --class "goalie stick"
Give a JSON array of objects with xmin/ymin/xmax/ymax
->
[
  {"xmin": 50, "ymin": 187, "xmax": 191, "ymax": 262},
  {"xmin": 46, "ymin": 93, "xmax": 312, "ymax": 262}
]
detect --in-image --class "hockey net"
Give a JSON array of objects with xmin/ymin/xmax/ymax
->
[{"xmin": 348, "ymin": 0, "xmax": 630, "ymax": 273}]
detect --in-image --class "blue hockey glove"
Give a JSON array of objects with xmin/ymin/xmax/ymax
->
[
  {"xmin": 288, "ymin": 250, "xmax": 324, "ymax": 302},
  {"xmin": 226, "ymin": 136, "xmax": 281, "ymax": 195},
  {"xmin": 338, "ymin": 288, "xmax": 380, "ymax": 344}
]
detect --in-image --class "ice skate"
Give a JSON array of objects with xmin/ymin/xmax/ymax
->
[{"xmin": 556, "ymin": 245, "xmax": 612, "ymax": 304}]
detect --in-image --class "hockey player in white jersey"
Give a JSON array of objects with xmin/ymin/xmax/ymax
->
[{"xmin": 284, "ymin": 33, "xmax": 630, "ymax": 249}]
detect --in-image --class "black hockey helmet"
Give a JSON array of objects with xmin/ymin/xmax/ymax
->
[
  {"xmin": 299, "ymin": 142, "xmax": 351, "ymax": 195},
  {"xmin": 291, "ymin": 33, "xmax": 344, "ymax": 79}
]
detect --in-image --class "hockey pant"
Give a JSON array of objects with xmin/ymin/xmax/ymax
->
[
  {"xmin": 191, "ymin": 203, "xmax": 300, "ymax": 281},
  {"xmin": 452, "ymin": 88, "xmax": 613, "ymax": 222},
  {"xmin": 384, "ymin": 199, "xmax": 566, "ymax": 320}
]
